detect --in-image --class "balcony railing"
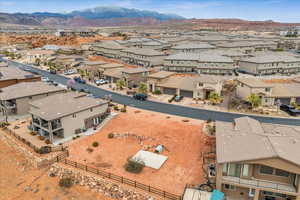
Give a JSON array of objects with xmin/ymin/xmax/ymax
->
[{"xmin": 222, "ymin": 176, "xmax": 297, "ymax": 194}]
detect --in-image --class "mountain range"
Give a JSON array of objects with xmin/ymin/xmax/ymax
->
[{"xmin": 0, "ymin": 6, "xmax": 184, "ymax": 27}]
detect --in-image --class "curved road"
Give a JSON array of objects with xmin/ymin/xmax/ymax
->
[{"xmin": 7, "ymin": 59, "xmax": 300, "ymax": 126}]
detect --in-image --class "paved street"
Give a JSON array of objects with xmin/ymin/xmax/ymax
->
[{"xmin": 6, "ymin": 59, "xmax": 300, "ymax": 126}]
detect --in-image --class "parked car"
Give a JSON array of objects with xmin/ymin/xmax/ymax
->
[
  {"xmin": 64, "ymin": 69, "xmax": 77, "ymax": 75},
  {"xmin": 280, "ymin": 104, "xmax": 300, "ymax": 116},
  {"xmin": 49, "ymin": 69, "xmax": 57, "ymax": 74},
  {"xmin": 133, "ymin": 93, "xmax": 147, "ymax": 101},
  {"xmin": 95, "ymin": 79, "xmax": 109, "ymax": 85},
  {"xmin": 74, "ymin": 77, "xmax": 86, "ymax": 84},
  {"xmin": 174, "ymin": 95, "xmax": 183, "ymax": 102},
  {"xmin": 41, "ymin": 77, "xmax": 50, "ymax": 82},
  {"xmin": 79, "ymin": 88, "xmax": 90, "ymax": 93}
]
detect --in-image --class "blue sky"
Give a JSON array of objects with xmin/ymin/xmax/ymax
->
[{"xmin": 0, "ymin": 0, "xmax": 299, "ymax": 22}]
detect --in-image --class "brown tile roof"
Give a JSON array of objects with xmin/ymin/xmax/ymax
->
[
  {"xmin": 29, "ymin": 92, "xmax": 107, "ymax": 121},
  {"xmin": 0, "ymin": 82, "xmax": 65, "ymax": 100},
  {"xmin": 216, "ymin": 117, "xmax": 300, "ymax": 166}
]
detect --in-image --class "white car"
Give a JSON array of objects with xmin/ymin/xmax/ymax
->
[
  {"xmin": 41, "ymin": 77, "xmax": 50, "ymax": 82},
  {"xmin": 64, "ymin": 69, "xmax": 77, "ymax": 75},
  {"xmin": 95, "ymin": 79, "xmax": 109, "ymax": 85}
]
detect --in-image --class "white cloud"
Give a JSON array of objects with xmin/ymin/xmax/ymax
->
[{"xmin": 0, "ymin": 1, "xmax": 15, "ymax": 6}]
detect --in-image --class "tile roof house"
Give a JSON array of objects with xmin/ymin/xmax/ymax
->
[
  {"xmin": 29, "ymin": 92, "xmax": 109, "ymax": 143},
  {"xmin": 236, "ymin": 78, "xmax": 300, "ymax": 106},
  {"xmin": 215, "ymin": 117, "xmax": 300, "ymax": 200},
  {"xmin": 164, "ymin": 53, "xmax": 235, "ymax": 75},
  {"xmin": 0, "ymin": 82, "xmax": 66, "ymax": 115}
]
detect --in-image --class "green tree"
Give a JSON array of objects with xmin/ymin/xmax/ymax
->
[
  {"xmin": 208, "ymin": 92, "xmax": 222, "ymax": 105},
  {"xmin": 247, "ymin": 94, "xmax": 262, "ymax": 109},
  {"xmin": 116, "ymin": 80, "xmax": 126, "ymax": 90},
  {"xmin": 138, "ymin": 83, "xmax": 148, "ymax": 94}
]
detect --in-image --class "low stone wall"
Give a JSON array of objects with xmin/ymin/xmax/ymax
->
[
  {"xmin": 0, "ymin": 129, "xmax": 58, "ymax": 168},
  {"xmin": 50, "ymin": 163, "xmax": 157, "ymax": 200}
]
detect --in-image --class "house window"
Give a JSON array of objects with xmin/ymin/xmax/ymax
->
[
  {"xmin": 29, "ymin": 96, "xmax": 32, "ymax": 99},
  {"xmin": 90, "ymin": 108, "xmax": 93, "ymax": 112},
  {"xmin": 224, "ymin": 184, "xmax": 235, "ymax": 190},
  {"xmin": 72, "ymin": 114, "xmax": 76, "ymax": 118},
  {"xmin": 199, "ymin": 83, "xmax": 204, "ymax": 87},
  {"xmin": 242, "ymin": 164, "xmax": 250, "ymax": 177},
  {"xmin": 265, "ymin": 88, "xmax": 271, "ymax": 92},
  {"xmin": 260, "ymin": 165, "xmax": 274, "ymax": 175},
  {"xmin": 275, "ymin": 169, "xmax": 290, "ymax": 177},
  {"xmin": 93, "ymin": 117, "xmax": 99, "ymax": 125}
]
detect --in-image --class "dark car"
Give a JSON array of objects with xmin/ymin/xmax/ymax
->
[
  {"xmin": 174, "ymin": 95, "xmax": 183, "ymax": 102},
  {"xmin": 280, "ymin": 104, "xmax": 300, "ymax": 116},
  {"xmin": 49, "ymin": 69, "xmax": 57, "ymax": 74},
  {"xmin": 74, "ymin": 77, "xmax": 86, "ymax": 84},
  {"xmin": 133, "ymin": 93, "xmax": 147, "ymax": 101}
]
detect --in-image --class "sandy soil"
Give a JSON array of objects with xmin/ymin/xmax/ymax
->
[
  {"xmin": 0, "ymin": 138, "xmax": 112, "ymax": 200},
  {"xmin": 68, "ymin": 108, "xmax": 209, "ymax": 195}
]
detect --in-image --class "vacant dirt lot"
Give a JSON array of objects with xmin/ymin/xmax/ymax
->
[
  {"xmin": 0, "ymin": 138, "xmax": 112, "ymax": 200},
  {"xmin": 68, "ymin": 108, "xmax": 209, "ymax": 194}
]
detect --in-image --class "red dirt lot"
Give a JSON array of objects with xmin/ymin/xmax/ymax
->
[
  {"xmin": 68, "ymin": 108, "xmax": 209, "ymax": 195},
  {"xmin": 0, "ymin": 138, "xmax": 113, "ymax": 200}
]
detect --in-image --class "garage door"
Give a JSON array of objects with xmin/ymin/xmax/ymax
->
[
  {"xmin": 163, "ymin": 87, "xmax": 177, "ymax": 95},
  {"xmin": 275, "ymin": 98, "xmax": 291, "ymax": 105},
  {"xmin": 296, "ymin": 98, "xmax": 300, "ymax": 105},
  {"xmin": 180, "ymin": 90, "xmax": 193, "ymax": 98}
]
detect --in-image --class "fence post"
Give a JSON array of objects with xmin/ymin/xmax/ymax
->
[
  {"xmin": 97, "ymin": 169, "xmax": 99, "ymax": 175},
  {"xmin": 85, "ymin": 165, "xmax": 87, "ymax": 171},
  {"xmin": 163, "ymin": 191, "xmax": 166, "ymax": 198},
  {"xmin": 56, "ymin": 156, "xmax": 59, "ymax": 162},
  {"xmin": 121, "ymin": 176, "xmax": 123, "ymax": 183},
  {"xmin": 134, "ymin": 181, "xmax": 136, "ymax": 188},
  {"xmin": 75, "ymin": 162, "xmax": 77, "ymax": 168},
  {"xmin": 148, "ymin": 185, "xmax": 150, "ymax": 192}
]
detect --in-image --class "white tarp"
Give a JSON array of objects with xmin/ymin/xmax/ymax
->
[{"xmin": 132, "ymin": 150, "xmax": 168, "ymax": 170}]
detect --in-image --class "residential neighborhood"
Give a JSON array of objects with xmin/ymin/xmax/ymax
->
[{"xmin": 1, "ymin": 1, "xmax": 300, "ymax": 200}]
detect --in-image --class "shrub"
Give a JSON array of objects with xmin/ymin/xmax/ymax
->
[
  {"xmin": 113, "ymin": 105, "xmax": 119, "ymax": 111},
  {"xmin": 153, "ymin": 89, "xmax": 161, "ymax": 95},
  {"xmin": 92, "ymin": 141, "xmax": 99, "ymax": 147},
  {"xmin": 30, "ymin": 131, "xmax": 37, "ymax": 136},
  {"xmin": 45, "ymin": 139, "xmax": 51, "ymax": 144},
  {"xmin": 38, "ymin": 135, "xmax": 45, "ymax": 141},
  {"xmin": 59, "ymin": 177, "xmax": 73, "ymax": 188},
  {"xmin": 124, "ymin": 158, "xmax": 145, "ymax": 174},
  {"xmin": 86, "ymin": 148, "xmax": 93, "ymax": 153},
  {"xmin": 0, "ymin": 121, "xmax": 9, "ymax": 128},
  {"xmin": 108, "ymin": 133, "xmax": 114, "ymax": 139}
]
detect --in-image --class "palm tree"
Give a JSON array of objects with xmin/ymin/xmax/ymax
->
[
  {"xmin": 208, "ymin": 92, "xmax": 223, "ymax": 105},
  {"xmin": 247, "ymin": 94, "xmax": 262, "ymax": 109},
  {"xmin": 116, "ymin": 80, "xmax": 126, "ymax": 90},
  {"xmin": 138, "ymin": 83, "xmax": 148, "ymax": 94}
]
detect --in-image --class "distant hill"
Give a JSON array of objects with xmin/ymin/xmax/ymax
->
[{"xmin": 0, "ymin": 6, "xmax": 184, "ymax": 27}]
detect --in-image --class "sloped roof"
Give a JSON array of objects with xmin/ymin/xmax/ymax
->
[
  {"xmin": 29, "ymin": 92, "xmax": 107, "ymax": 121},
  {"xmin": 0, "ymin": 82, "xmax": 65, "ymax": 100},
  {"xmin": 216, "ymin": 117, "xmax": 300, "ymax": 166}
]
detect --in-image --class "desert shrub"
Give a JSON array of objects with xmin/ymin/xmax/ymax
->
[
  {"xmin": 113, "ymin": 105, "xmax": 119, "ymax": 111},
  {"xmin": 124, "ymin": 158, "xmax": 145, "ymax": 174},
  {"xmin": 38, "ymin": 135, "xmax": 45, "ymax": 141},
  {"xmin": 182, "ymin": 119, "xmax": 189, "ymax": 122},
  {"xmin": 120, "ymin": 108, "xmax": 127, "ymax": 112},
  {"xmin": 108, "ymin": 133, "xmax": 114, "ymax": 139},
  {"xmin": 86, "ymin": 148, "xmax": 93, "ymax": 153},
  {"xmin": 45, "ymin": 139, "xmax": 51, "ymax": 144},
  {"xmin": 59, "ymin": 177, "xmax": 73, "ymax": 188},
  {"xmin": 92, "ymin": 141, "xmax": 99, "ymax": 147},
  {"xmin": 36, "ymin": 146, "xmax": 51, "ymax": 154},
  {"xmin": 153, "ymin": 89, "xmax": 161, "ymax": 95},
  {"xmin": 207, "ymin": 118, "xmax": 213, "ymax": 123},
  {"xmin": 30, "ymin": 131, "xmax": 37, "ymax": 136},
  {"xmin": 0, "ymin": 121, "xmax": 9, "ymax": 128}
]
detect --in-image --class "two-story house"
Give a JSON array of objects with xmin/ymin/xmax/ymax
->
[
  {"xmin": 0, "ymin": 82, "xmax": 65, "ymax": 116},
  {"xmin": 120, "ymin": 48, "xmax": 167, "ymax": 68},
  {"xmin": 170, "ymin": 43, "xmax": 216, "ymax": 54},
  {"xmin": 236, "ymin": 78, "xmax": 300, "ymax": 106},
  {"xmin": 216, "ymin": 117, "xmax": 300, "ymax": 200},
  {"xmin": 164, "ymin": 53, "xmax": 235, "ymax": 75},
  {"xmin": 29, "ymin": 92, "xmax": 109, "ymax": 143}
]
